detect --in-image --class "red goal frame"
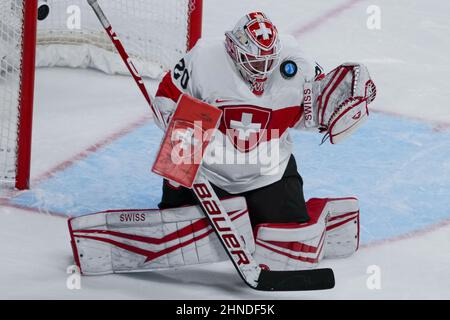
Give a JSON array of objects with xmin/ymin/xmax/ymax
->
[
  {"xmin": 15, "ymin": 0, "xmax": 38, "ymax": 190},
  {"xmin": 13, "ymin": 0, "xmax": 202, "ymax": 190}
]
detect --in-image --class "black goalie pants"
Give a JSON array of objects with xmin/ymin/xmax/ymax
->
[{"xmin": 158, "ymin": 155, "xmax": 310, "ymax": 227}]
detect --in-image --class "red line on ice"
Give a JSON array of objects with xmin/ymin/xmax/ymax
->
[
  {"xmin": 291, "ymin": 0, "xmax": 450, "ymax": 131},
  {"xmin": 0, "ymin": 199, "xmax": 67, "ymax": 218},
  {"xmin": 361, "ymin": 216, "xmax": 450, "ymax": 249},
  {"xmin": 370, "ymin": 109, "xmax": 450, "ymax": 132},
  {"xmin": 292, "ymin": 0, "xmax": 363, "ymax": 37},
  {"xmin": 3, "ymin": 115, "xmax": 152, "ymax": 206},
  {"xmin": 32, "ymin": 116, "xmax": 152, "ymax": 186}
]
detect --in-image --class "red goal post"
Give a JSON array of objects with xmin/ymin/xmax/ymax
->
[{"xmin": 0, "ymin": 0, "xmax": 38, "ymax": 191}]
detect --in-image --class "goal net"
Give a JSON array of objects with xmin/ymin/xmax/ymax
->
[
  {"xmin": 36, "ymin": 0, "xmax": 201, "ymax": 78},
  {"xmin": 0, "ymin": 0, "xmax": 202, "ymax": 193}
]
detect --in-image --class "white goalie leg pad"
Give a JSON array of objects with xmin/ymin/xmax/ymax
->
[
  {"xmin": 68, "ymin": 197, "xmax": 253, "ymax": 275},
  {"xmin": 253, "ymin": 215, "xmax": 327, "ymax": 271},
  {"xmin": 325, "ymin": 198, "xmax": 360, "ymax": 258},
  {"xmin": 307, "ymin": 197, "xmax": 360, "ymax": 259},
  {"xmin": 252, "ymin": 197, "xmax": 359, "ymax": 270}
]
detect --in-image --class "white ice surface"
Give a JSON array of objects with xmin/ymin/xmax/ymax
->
[
  {"xmin": 1, "ymin": 0, "xmax": 449, "ymax": 299},
  {"xmin": 1, "ymin": 206, "xmax": 449, "ymax": 299}
]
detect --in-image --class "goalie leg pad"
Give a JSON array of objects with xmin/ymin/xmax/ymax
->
[
  {"xmin": 307, "ymin": 197, "xmax": 360, "ymax": 259},
  {"xmin": 68, "ymin": 197, "xmax": 253, "ymax": 275},
  {"xmin": 252, "ymin": 197, "xmax": 359, "ymax": 271},
  {"xmin": 253, "ymin": 209, "xmax": 328, "ymax": 271}
]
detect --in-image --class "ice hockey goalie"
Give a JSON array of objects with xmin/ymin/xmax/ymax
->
[{"xmin": 69, "ymin": 11, "xmax": 375, "ymax": 274}]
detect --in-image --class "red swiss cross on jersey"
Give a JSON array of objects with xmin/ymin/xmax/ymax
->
[
  {"xmin": 245, "ymin": 12, "xmax": 278, "ymax": 50},
  {"xmin": 220, "ymin": 105, "xmax": 271, "ymax": 152}
]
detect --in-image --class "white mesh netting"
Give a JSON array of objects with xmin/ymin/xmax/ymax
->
[
  {"xmin": 1, "ymin": 0, "xmax": 197, "ymax": 192},
  {"xmin": 0, "ymin": 0, "xmax": 24, "ymax": 190},
  {"xmin": 36, "ymin": 0, "xmax": 193, "ymax": 78}
]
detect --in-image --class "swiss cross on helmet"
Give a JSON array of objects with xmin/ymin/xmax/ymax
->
[
  {"xmin": 245, "ymin": 12, "xmax": 278, "ymax": 50},
  {"xmin": 225, "ymin": 12, "xmax": 281, "ymax": 95}
]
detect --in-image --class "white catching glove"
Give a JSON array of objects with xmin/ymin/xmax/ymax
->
[{"xmin": 304, "ymin": 63, "xmax": 377, "ymax": 144}]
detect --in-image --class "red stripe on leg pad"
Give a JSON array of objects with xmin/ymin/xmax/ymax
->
[{"xmin": 68, "ymin": 197, "xmax": 254, "ymax": 274}]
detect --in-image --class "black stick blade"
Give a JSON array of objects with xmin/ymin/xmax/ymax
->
[{"xmin": 255, "ymin": 268, "xmax": 335, "ymax": 291}]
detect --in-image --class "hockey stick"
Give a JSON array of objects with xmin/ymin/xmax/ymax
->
[
  {"xmin": 87, "ymin": 0, "xmax": 335, "ymax": 291},
  {"xmin": 192, "ymin": 172, "xmax": 335, "ymax": 291}
]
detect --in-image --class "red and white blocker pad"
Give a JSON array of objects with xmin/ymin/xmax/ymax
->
[
  {"xmin": 253, "ymin": 197, "xmax": 360, "ymax": 271},
  {"xmin": 68, "ymin": 197, "xmax": 253, "ymax": 275}
]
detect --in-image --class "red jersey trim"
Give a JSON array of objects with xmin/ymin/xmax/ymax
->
[{"xmin": 155, "ymin": 72, "xmax": 183, "ymax": 103}]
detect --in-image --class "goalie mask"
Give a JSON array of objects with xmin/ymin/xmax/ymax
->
[{"xmin": 225, "ymin": 12, "xmax": 281, "ymax": 95}]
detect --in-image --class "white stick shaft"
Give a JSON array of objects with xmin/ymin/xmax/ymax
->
[{"xmin": 192, "ymin": 172, "xmax": 261, "ymax": 287}]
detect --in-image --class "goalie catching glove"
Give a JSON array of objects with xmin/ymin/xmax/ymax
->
[{"xmin": 303, "ymin": 63, "xmax": 377, "ymax": 144}]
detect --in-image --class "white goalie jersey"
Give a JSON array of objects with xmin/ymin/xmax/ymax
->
[{"xmin": 154, "ymin": 36, "xmax": 323, "ymax": 193}]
